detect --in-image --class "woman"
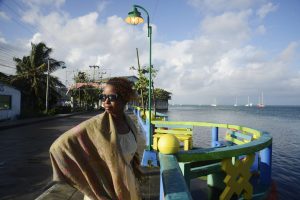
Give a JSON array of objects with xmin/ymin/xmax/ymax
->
[{"xmin": 49, "ymin": 77, "xmax": 146, "ymax": 200}]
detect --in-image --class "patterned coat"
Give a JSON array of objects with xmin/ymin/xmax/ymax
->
[{"xmin": 49, "ymin": 112, "xmax": 145, "ymax": 200}]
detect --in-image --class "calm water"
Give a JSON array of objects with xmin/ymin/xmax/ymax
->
[{"xmin": 163, "ymin": 105, "xmax": 300, "ymax": 200}]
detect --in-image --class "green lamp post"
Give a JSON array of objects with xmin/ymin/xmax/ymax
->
[{"xmin": 125, "ymin": 5, "xmax": 153, "ymax": 151}]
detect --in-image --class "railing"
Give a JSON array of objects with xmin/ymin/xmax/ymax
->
[
  {"xmin": 133, "ymin": 107, "xmax": 273, "ymax": 200},
  {"xmin": 133, "ymin": 107, "xmax": 168, "ymax": 148}
]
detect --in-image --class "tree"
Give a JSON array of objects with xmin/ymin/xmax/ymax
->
[
  {"xmin": 131, "ymin": 48, "xmax": 148, "ymax": 116},
  {"xmin": 0, "ymin": 72, "xmax": 12, "ymax": 84},
  {"xmin": 74, "ymin": 71, "xmax": 89, "ymax": 83},
  {"xmin": 2, "ymin": 42, "xmax": 65, "ymax": 114},
  {"xmin": 131, "ymin": 48, "xmax": 159, "ymax": 117},
  {"xmin": 133, "ymin": 67, "xmax": 148, "ymax": 113},
  {"xmin": 72, "ymin": 71, "xmax": 101, "ymax": 110},
  {"xmin": 154, "ymin": 88, "xmax": 172, "ymax": 100}
]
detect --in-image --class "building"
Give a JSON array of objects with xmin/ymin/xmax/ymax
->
[
  {"xmin": 66, "ymin": 82, "xmax": 102, "ymax": 109},
  {"xmin": 154, "ymin": 89, "xmax": 172, "ymax": 110},
  {"xmin": 0, "ymin": 83, "xmax": 21, "ymax": 121},
  {"xmin": 155, "ymin": 99, "xmax": 170, "ymax": 110},
  {"xmin": 55, "ymin": 86, "xmax": 71, "ymax": 106}
]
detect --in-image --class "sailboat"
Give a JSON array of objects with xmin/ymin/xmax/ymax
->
[
  {"xmin": 257, "ymin": 92, "xmax": 265, "ymax": 108},
  {"xmin": 245, "ymin": 96, "xmax": 250, "ymax": 107},
  {"xmin": 245, "ymin": 96, "xmax": 253, "ymax": 107},
  {"xmin": 234, "ymin": 97, "xmax": 238, "ymax": 107},
  {"xmin": 211, "ymin": 98, "xmax": 217, "ymax": 107}
]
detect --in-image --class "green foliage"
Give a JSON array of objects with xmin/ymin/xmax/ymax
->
[
  {"xmin": 20, "ymin": 108, "xmax": 47, "ymax": 119},
  {"xmin": 132, "ymin": 66, "xmax": 149, "ymax": 110},
  {"xmin": 74, "ymin": 71, "xmax": 89, "ymax": 83},
  {"xmin": 0, "ymin": 72, "xmax": 11, "ymax": 84},
  {"xmin": 1, "ymin": 42, "xmax": 65, "ymax": 114},
  {"xmin": 135, "ymin": 73, "xmax": 148, "ymax": 96},
  {"xmin": 154, "ymin": 88, "xmax": 172, "ymax": 100},
  {"xmin": 48, "ymin": 105, "xmax": 72, "ymax": 115},
  {"xmin": 148, "ymin": 66, "xmax": 158, "ymax": 79},
  {"xmin": 131, "ymin": 64, "xmax": 163, "ymax": 112},
  {"xmin": 71, "ymin": 71, "xmax": 101, "ymax": 110}
]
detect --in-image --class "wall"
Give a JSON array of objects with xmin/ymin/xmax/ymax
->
[
  {"xmin": 0, "ymin": 84, "xmax": 21, "ymax": 121},
  {"xmin": 155, "ymin": 100, "xmax": 168, "ymax": 110}
]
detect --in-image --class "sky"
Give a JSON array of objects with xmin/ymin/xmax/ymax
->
[{"xmin": 0, "ymin": 0, "xmax": 300, "ymax": 105}]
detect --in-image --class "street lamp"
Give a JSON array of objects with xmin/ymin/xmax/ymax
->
[
  {"xmin": 125, "ymin": 5, "xmax": 153, "ymax": 151},
  {"xmin": 45, "ymin": 58, "xmax": 66, "ymax": 113}
]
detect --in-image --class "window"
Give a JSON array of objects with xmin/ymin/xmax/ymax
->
[{"xmin": 0, "ymin": 95, "xmax": 12, "ymax": 110}]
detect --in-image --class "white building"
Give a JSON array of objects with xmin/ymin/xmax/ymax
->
[{"xmin": 0, "ymin": 83, "xmax": 21, "ymax": 121}]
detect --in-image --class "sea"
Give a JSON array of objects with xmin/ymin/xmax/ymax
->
[{"xmin": 161, "ymin": 105, "xmax": 300, "ymax": 200}]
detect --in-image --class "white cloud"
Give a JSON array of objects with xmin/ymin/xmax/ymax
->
[
  {"xmin": 27, "ymin": 7, "xmax": 299, "ymax": 104},
  {"xmin": 187, "ymin": 0, "xmax": 266, "ymax": 13},
  {"xmin": 289, "ymin": 72, "xmax": 300, "ymax": 88},
  {"xmin": 0, "ymin": 37, "xmax": 7, "ymax": 44},
  {"xmin": 24, "ymin": 10, "xmax": 149, "ymax": 83},
  {"xmin": 278, "ymin": 42, "xmax": 299, "ymax": 62},
  {"xmin": 0, "ymin": 11, "xmax": 10, "ymax": 21},
  {"xmin": 256, "ymin": 25, "xmax": 266, "ymax": 35},
  {"xmin": 6, "ymin": 0, "xmax": 298, "ymax": 105},
  {"xmin": 66, "ymin": 48, "xmax": 82, "ymax": 64},
  {"xmin": 150, "ymin": 21, "xmax": 300, "ymax": 103},
  {"xmin": 30, "ymin": 32, "xmax": 42, "ymax": 44},
  {"xmin": 97, "ymin": 0, "xmax": 110, "ymax": 13},
  {"xmin": 21, "ymin": 6, "xmax": 40, "ymax": 24},
  {"xmin": 201, "ymin": 10, "xmax": 252, "ymax": 43},
  {"xmin": 24, "ymin": 0, "xmax": 65, "ymax": 8},
  {"xmin": 256, "ymin": 2, "xmax": 278, "ymax": 19},
  {"xmin": 21, "ymin": 0, "xmax": 67, "ymax": 25}
]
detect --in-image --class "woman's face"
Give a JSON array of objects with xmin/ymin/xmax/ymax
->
[{"xmin": 102, "ymin": 84, "xmax": 125, "ymax": 116}]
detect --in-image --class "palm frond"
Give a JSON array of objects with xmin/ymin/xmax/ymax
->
[{"xmin": 8, "ymin": 42, "xmax": 66, "ymax": 111}]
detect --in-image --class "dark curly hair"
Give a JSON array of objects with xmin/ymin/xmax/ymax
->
[{"xmin": 106, "ymin": 77, "xmax": 135, "ymax": 103}]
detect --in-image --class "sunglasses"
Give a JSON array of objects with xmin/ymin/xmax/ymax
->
[{"xmin": 99, "ymin": 94, "xmax": 119, "ymax": 102}]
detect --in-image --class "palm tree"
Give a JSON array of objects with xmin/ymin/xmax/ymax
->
[
  {"xmin": 134, "ymin": 70, "xmax": 148, "ymax": 114},
  {"xmin": 6, "ymin": 42, "xmax": 65, "ymax": 113},
  {"xmin": 0, "ymin": 72, "xmax": 12, "ymax": 83},
  {"xmin": 132, "ymin": 48, "xmax": 160, "ymax": 117}
]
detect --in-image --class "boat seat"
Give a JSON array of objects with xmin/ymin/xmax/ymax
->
[
  {"xmin": 152, "ymin": 128, "xmax": 193, "ymax": 151},
  {"xmin": 214, "ymin": 129, "xmax": 253, "ymax": 147},
  {"xmin": 214, "ymin": 129, "xmax": 259, "ymax": 172}
]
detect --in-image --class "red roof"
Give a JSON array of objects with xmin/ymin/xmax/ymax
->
[
  {"xmin": 66, "ymin": 82, "xmax": 104, "ymax": 94},
  {"xmin": 70, "ymin": 82, "xmax": 103, "ymax": 89}
]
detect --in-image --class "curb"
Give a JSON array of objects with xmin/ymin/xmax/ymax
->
[{"xmin": 0, "ymin": 111, "xmax": 101, "ymax": 131}]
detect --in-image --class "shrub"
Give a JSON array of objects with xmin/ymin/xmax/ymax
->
[{"xmin": 49, "ymin": 105, "xmax": 72, "ymax": 115}]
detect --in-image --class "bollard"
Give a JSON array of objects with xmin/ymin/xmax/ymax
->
[
  {"xmin": 259, "ymin": 144, "xmax": 272, "ymax": 185},
  {"xmin": 160, "ymin": 171, "xmax": 164, "ymax": 200},
  {"xmin": 211, "ymin": 127, "xmax": 219, "ymax": 147}
]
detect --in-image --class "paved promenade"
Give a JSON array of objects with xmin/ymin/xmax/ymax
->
[
  {"xmin": 0, "ymin": 111, "xmax": 160, "ymax": 200},
  {"xmin": 0, "ymin": 112, "xmax": 101, "ymax": 200}
]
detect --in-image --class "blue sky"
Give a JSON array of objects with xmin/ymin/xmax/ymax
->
[{"xmin": 0, "ymin": 0, "xmax": 300, "ymax": 105}]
